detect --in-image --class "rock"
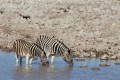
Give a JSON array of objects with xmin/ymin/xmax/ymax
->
[
  {"xmin": 83, "ymin": 52, "xmax": 91, "ymax": 58},
  {"xmin": 100, "ymin": 54, "xmax": 109, "ymax": 60},
  {"xmin": 73, "ymin": 50, "xmax": 84, "ymax": 58},
  {"xmin": 110, "ymin": 54, "xmax": 117, "ymax": 60},
  {"xmin": 91, "ymin": 67, "xmax": 100, "ymax": 70},
  {"xmin": 80, "ymin": 64, "xmax": 88, "ymax": 68},
  {"xmin": 74, "ymin": 58, "xmax": 86, "ymax": 61},
  {"xmin": 90, "ymin": 51, "xmax": 96, "ymax": 58},
  {"xmin": 99, "ymin": 63, "xmax": 110, "ymax": 67},
  {"xmin": 79, "ymin": 53, "xmax": 85, "ymax": 58},
  {"xmin": 79, "ymin": 50, "xmax": 91, "ymax": 58},
  {"xmin": 116, "ymin": 53, "xmax": 120, "ymax": 59},
  {"xmin": 114, "ymin": 62, "xmax": 120, "ymax": 65},
  {"xmin": 113, "ymin": 59, "xmax": 120, "ymax": 65}
]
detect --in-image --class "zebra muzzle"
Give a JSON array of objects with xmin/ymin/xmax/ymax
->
[{"xmin": 42, "ymin": 61, "xmax": 49, "ymax": 66}]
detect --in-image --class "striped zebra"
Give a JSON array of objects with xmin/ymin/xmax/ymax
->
[
  {"xmin": 36, "ymin": 35, "xmax": 73, "ymax": 65},
  {"xmin": 13, "ymin": 39, "xmax": 49, "ymax": 66}
]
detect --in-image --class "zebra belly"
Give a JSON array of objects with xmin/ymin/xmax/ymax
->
[
  {"xmin": 49, "ymin": 54, "xmax": 60, "ymax": 57},
  {"xmin": 19, "ymin": 52, "xmax": 29, "ymax": 58}
]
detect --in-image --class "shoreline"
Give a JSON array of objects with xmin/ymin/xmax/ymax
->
[{"xmin": 0, "ymin": 0, "xmax": 120, "ymax": 60}]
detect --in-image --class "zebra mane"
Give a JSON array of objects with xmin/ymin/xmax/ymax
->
[
  {"xmin": 39, "ymin": 35, "xmax": 70, "ymax": 53},
  {"xmin": 33, "ymin": 43, "xmax": 46, "ymax": 56},
  {"xmin": 56, "ymin": 38, "xmax": 70, "ymax": 53},
  {"xmin": 33, "ymin": 43, "xmax": 44, "ymax": 51}
]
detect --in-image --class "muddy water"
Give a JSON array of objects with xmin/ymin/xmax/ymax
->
[{"xmin": 0, "ymin": 50, "xmax": 120, "ymax": 80}]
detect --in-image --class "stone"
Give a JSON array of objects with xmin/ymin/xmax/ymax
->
[
  {"xmin": 90, "ymin": 51, "xmax": 96, "ymax": 58},
  {"xmin": 100, "ymin": 54, "xmax": 109, "ymax": 60},
  {"xmin": 91, "ymin": 67, "xmax": 100, "ymax": 70},
  {"xmin": 110, "ymin": 54, "xmax": 117, "ymax": 60},
  {"xmin": 114, "ymin": 62, "xmax": 120, "ymax": 65},
  {"xmin": 99, "ymin": 63, "xmax": 110, "ymax": 67},
  {"xmin": 74, "ymin": 58, "xmax": 86, "ymax": 61},
  {"xmin": 80, "ymin": 64, "xmax": 88, "ymax": 68}
]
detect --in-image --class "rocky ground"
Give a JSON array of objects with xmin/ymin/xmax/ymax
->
[{"xmin": 0, "ymin": 0, "xmax": 120, "ymax": 59}]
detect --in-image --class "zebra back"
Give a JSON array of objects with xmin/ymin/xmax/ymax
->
[
  {"xmin": 13, "ymin": 39, "xmax": 45, "ymax": 57},
  {"xmin": 36, "ymin": 35, "xmax": 70, "ymax": 56},
  {"xmin": 32, "ymin": 43, "xmax": 46, "ymax": 57},
  {"xmin": 13, "ymin": 39, "xmax": 30, "ymax": 57}
]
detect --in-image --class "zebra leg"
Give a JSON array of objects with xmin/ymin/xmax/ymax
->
[
  {"xmin": 29, "ymin": 57, "xmax": 33, "ymax": 65},
  {"xmin": 15, "ymin": 54, "xmax": 19, "ymax": 64},
  {"xmin": 51, "ymin": 56, "xmax": 55, "ymax": 64},
  {"xmin": 46, "ymin": 53, "xmax": 50, "ymax": 60},
  {"xmin": 26, "ymin": 54, "xmax": 29, "ymax": 65},
  {"xmin": 20, "ymin": 57, "xmax": 22, "ymax": 64}
]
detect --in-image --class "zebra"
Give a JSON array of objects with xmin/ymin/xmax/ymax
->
[
  {"xmin": 13, "ymin": 39, "xmax": 49, "ymax": 66},
  {"xmin": 36, "ymin": 35, "xmax": 73, "ymax": 65}
]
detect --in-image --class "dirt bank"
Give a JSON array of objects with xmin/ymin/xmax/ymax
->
[{"xmin": 0, "ymin": 0, "xmax": 120, "ymax": 57}]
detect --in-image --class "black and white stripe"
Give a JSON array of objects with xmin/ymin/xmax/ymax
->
[
  {"xmin": 36, "ymin": 35, "xmax": 73, "ymax": 65},
  {"xmin": 13, "ymin": 39, "xmax": 49, "ymax": 65}
]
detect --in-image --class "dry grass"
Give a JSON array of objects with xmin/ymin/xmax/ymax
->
[{"xmin": 0, "ymin": 26, "xmax": 13, "ymax": 34}]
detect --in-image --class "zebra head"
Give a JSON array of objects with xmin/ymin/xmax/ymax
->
[
  {"xmin": 38, "ymin": 51, "xmax": 49, "ymax": 66},
  {"xmin": 62, "ymin": 50, "xmax": 73, "ymax": 65},
  {"xmin": 35, "ymin": 44, "xmax": 49, "ymax": 66},
  {"xmin": 40, "ymin": 55, "xmax": 49, "ymax": 66}
]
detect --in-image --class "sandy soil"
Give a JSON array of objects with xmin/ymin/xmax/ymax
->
[{"xmin": 0, "ymin": 0, "xmax": 120, "ymax": 57}]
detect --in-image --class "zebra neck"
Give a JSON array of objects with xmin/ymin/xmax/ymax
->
[{"xmin": 38, "ymin": 51, "xmax": 45, "ymax": 57}]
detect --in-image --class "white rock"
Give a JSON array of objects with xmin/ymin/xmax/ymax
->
[
  {"xmin": 116, "ymin": 53, "xmax": 120, "ymax": 59},
  {"xmin": 83, "ymin": 52, "xmax": 91, "ymax": 57},
  {"xmin": 110, "ymin": 54, "xmax": 117, "ymax": 60},
  {"xmin": 90, "ymin": 51, "xmax": 96, "ymax": 58},
  {"xmin": 100, "ymin": 54, "xmax": 109, "ymax": 60}
]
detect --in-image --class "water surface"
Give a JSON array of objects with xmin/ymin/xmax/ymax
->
[{"xmin": 0, "ymin": 50, "xmax": 120, "ymax": 80}]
